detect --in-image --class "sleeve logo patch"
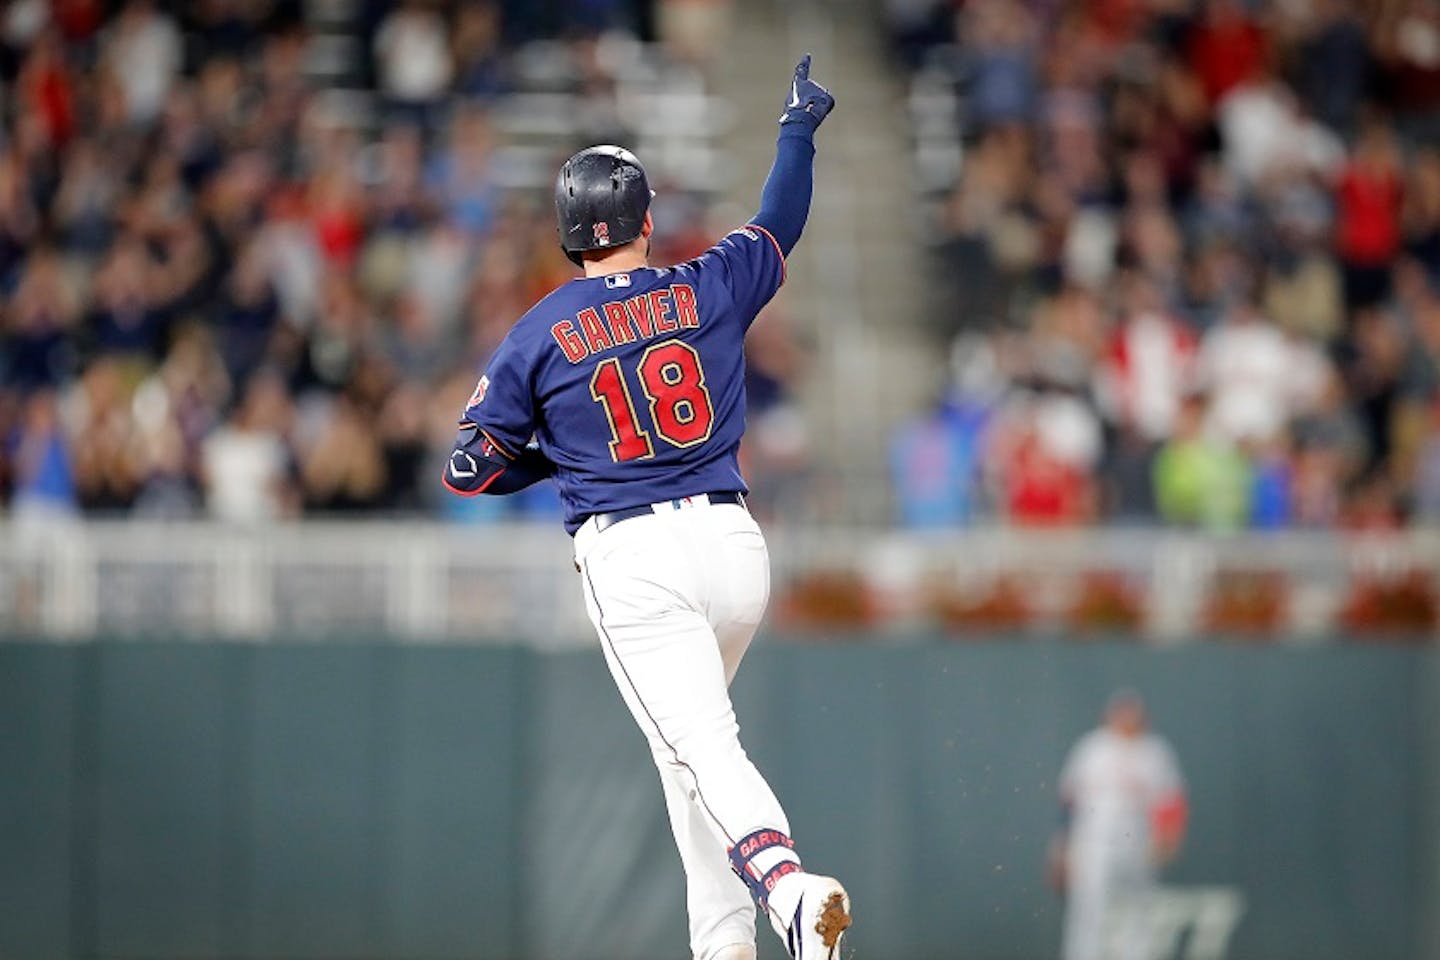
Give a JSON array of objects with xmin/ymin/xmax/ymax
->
[
  {"xmin": 467, "ymin": 375, "xmax": 489, "ymax": 408},
  {"xmin": 736, "ymin": 228, "xmax": 760, "ymax": 241}
]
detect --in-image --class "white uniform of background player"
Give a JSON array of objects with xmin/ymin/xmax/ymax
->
[{"xmin": 1050, "ymin": 691, "xmax": 1188, "ymax": 960}]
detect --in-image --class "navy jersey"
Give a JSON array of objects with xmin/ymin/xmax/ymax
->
[{"xmin": 462, "ymin": 225, "xmax": 786, "ymax": 533}]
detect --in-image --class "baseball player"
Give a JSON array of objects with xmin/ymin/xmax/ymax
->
[
  {"xmin": 1049, "ymin": 691, "xmax": 1188, "ymax": 960},
  {"xmin": 442, "ymin": 56, "xmax": 848, "ymax": 960}
]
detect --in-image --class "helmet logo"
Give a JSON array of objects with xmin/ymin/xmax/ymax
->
[{"xmin": 593, "ymin": 221, "xmax": 610, "ymax": 245}]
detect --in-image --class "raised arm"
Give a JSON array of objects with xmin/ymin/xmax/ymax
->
[{"xmin": 751, "ymin": 54, "xmax": 835, "ymax": 256}]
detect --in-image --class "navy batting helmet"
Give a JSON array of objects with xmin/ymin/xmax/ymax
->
[{"xmin": 555, "ymin": 145, "xmax": 651, "ymax": 266}]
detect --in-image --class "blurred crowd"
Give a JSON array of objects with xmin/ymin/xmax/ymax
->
[
  {"xmin": 0, "ymin": 0, "xmax": 805, "ymax": 524},
  {"xmin": 891, "ymin": 0, "xmax": 1440, "ymax": 529}
]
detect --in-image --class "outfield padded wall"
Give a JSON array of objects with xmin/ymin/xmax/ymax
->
[{"xmin": 0, "ymin": 639, "xmax": 1432, "ymax": 960}]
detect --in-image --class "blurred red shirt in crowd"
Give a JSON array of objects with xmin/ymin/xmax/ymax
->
[
  {"xmin": 53, "ymin": 0, "xmax": 104, "ymax": 41},
  {"xmin": 1005, "ymin": 432, "xmax": 1094, "ymax": 526},
  {"xmin": 18, "ymin": 33, "xmax": 75, "ymax": 147},
  {"xmin": 1186, "ymin": 0, "xmax": 1268, "ymax": 104},
  {"xmin": 1336, "ymin": 124, "xmax": 1405, "ymax": 267}
]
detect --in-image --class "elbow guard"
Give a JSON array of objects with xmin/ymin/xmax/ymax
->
[{"xmin": 441, "ymin": 422, "xmax": 510, "ymax": 497}]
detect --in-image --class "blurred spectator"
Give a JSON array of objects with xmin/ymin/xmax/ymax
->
[
  {"xmin": 1249, "ymin": 435, "xmax": 1294, "ymax": 529},
  {"xmin": 1153, "ymin": 393, "xmax": 1251, "ymax": 530},
  {"xmin": 101, "ymin": 0, "xmax": 181, "ymax": 126},
  {"xmin": 990, "ymin": 392, "xmax": 1099, "ymax": 526},
  {"xmin": 891, "ymin": 335, "xmax": 1001, "ymax": 527},
  {"xmin": 1216, "ymin": 75, "xmax": 1343, "ymax": 190},
  {"xmin": 1411, "ymin": 400, "xmax": 1440, "ymax": 522},
  {"xmin": 1185, "ymin": 0, "xmax": 1267, "ymax": 105},
  {"xmin": 1195, "ymin": 302, "xmax": 1293, "ymax": 445},
  {"xmin": 741, "ymin": 309, "xmax": 812, "ymax": 521},
  {"xmin": 6, "ymin": 248, "xmax": 79, "ymax": 390},
  {"xmin": 1338, "ymin": 305, "xmax": 1429, "ymax": 479},
  {"xmin": 1291, "ymin": 0, "xmax": 1371, "ymax": 138},
  {"xmin": 53, "ymin": 138, "xmax": 121, "ymax": 253},
  {"xmin": 964, "ymin": 0, "xmax": 1039, "ymax": 129},
  {"xmin": 213, "ymin": 237, "xmax": 281, "ymax": 386},
  {"xmin": 452, "ymin": 2, "xmax": 507, "ymax": 97},
  {"xmin": 7, "ymin": 390, "xmax": 77, "ymax": 522},
  {"xmin": 201, "ymin": 370, "xmax": 294, "ymax": 523},
  {"xmin": 87, "ymin": 237, "xmax": 170, "ymax": 360},
  {"xmin": 370, "ymin": 123, "xmax": 432, "ymax": 234},
  {"xmin": 1095, "ymin": 272, "xmax": 1197, "ymax": 444},
  {"xmin": 68, "ymin": 359, "xmax": 142, "ymax": 511},
  {"xmin": 892, "ymin": 399, "xmax": 987, "ymax": 527},
  {"xmin": 382, "ymin": 292, "xmax": 451, "ymax": 383},
  {"xmin": 3, "ymin": 0, "xmax": 51, "ymax": 50},
  {"xmin": 884, "ymin": 0, "xmax": 952, "ymax": 68},
  {"xmin": 1261, "ymin": 228, "xmax": 1344, "ymax": 345},
  {"xmin": 18, "ymin": 29, "xmax": 77, "ymax": 149},
  {"xmin": 1092, "ymin": 273, "xmax": 1199, "ymax": 520},
  {"xmin": 1290, "ymin": 365, "xmax": 1367, "ymax": 525},
  {"xmin": 657, "ymin": 0, "xmax": 734, "ymax": 68},
  {"xmin": 1335, "ymin": 121, "xmax": 1405, "ymax": 308},
  {"xmin": 1404, "ymin": 149, "xmax": 1440, "ymax": 284},
  {"xmin": 0, "ymin": 153, "xmax": 40, "ymax": 286},
  {"xmin": 374, "ymin": 0, "xmax": 453, "ymax": 128},
  {"xmin": 427, "ymin": 104, "xmax": 501, "ymax": 236},
  {"xmin": 376, "ymin": 382, "xmax": 430, "ymax": 510},
  {"xmin": 299, "ymin": 395, "xmax": 386, "ymax": 513},
  {"xmin": 1373, "ymin": 0, "xmax": 1440, "ymax": 142},
  {"xmin": 1343, "ymin": 472, "xmax": 1403, "ymax": 529}
]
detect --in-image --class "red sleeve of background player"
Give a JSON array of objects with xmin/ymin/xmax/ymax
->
[{"xmin": 1152, "ymin": 791, "xmax": 1189, "ymax": 847}]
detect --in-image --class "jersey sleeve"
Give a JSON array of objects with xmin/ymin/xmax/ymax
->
[
  {"xmin": 462, "ymin": 335, "xmax": 538, "ymax": 456},
  {"xmin": 1149, "ymin": 737, "xmax": 1189, "ymax": 845},
  {"xmin": 696, "ymin": 224, "xmax": 787, "ymax": 327}
]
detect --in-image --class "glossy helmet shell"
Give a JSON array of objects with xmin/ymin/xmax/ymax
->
[{"xmin": 554, "ymin": 145, "xmax": 651, "ymax": 265}]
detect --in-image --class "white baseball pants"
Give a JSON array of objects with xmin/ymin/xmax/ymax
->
[
  {"xmin": 574, "ymin": 498, "xmax": 793, "ymax": 960},
  {"xmin": 1063, "ymin": 854, "xmax": 1157, "ymax": 960}
]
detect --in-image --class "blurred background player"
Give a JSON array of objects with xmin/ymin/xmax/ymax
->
[{"xmin": 1049, "ymin": 690, "xmax": 1189, "ymax": 960}]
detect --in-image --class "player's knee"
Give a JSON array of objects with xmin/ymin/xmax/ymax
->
[{"xmin": 657, "ymin": 720, "xmax": 743, "ymax": 768}]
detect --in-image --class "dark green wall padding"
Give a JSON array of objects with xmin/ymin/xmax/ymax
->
[{"xmin": 0, "ymin": 639, "xmax": 1433, "ymax": 960}]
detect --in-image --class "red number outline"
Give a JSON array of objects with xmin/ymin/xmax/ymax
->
[
  {"xmin": 589, "ymin": 357, "xmax": 654, "ymax": 462},
  {"xmin": 638, "ymin": 340, "xmax": 714, "ymax": 449}
]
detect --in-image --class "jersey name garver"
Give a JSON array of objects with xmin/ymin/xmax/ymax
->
[{"xmin": 550, "ymin": 282, "xmax": 701, "ymax": 363}]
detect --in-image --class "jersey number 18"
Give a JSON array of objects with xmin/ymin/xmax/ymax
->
[{"xmin": 589, "ymin": 339, "xmax": 714, "ymax": 462}]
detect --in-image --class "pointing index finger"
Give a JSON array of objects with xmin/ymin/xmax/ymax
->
[{"xmin": 794, "ymin": 53, "xmax": 811, "ymax": 83}]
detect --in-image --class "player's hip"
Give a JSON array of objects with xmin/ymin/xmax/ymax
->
[
  {"xmin": 575, "ymin": 494, "xmax": 765, "ymax": 606},
  {"xmin": 574, "ymin": 492, "xmax": 757, "ymax": 559}
]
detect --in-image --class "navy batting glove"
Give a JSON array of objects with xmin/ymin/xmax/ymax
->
[{"xmin": 779, "ymin": 54, "xmax": 834, "ymax": 128}]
